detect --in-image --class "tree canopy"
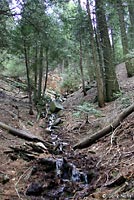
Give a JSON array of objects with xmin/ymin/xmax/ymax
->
[{"xmin": 0, "ymin": 0, "xmax": 134, "ymax": 109}]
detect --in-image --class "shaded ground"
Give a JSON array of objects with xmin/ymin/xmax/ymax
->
[{"xmin": 0, "ymin": 63, "xmax": 134, "ymax": 199}]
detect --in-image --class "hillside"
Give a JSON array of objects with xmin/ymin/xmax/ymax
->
[{"xmin": 0, "ymin": 63, "xmax": 134, "ymax": 200}]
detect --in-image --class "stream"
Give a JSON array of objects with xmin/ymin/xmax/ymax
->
[{"xmin": 25, "ymin": 107, "xmax": 98, "ymax": 199}]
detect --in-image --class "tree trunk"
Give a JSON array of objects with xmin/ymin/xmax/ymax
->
[
  {"xmin": 111, "ymin": 28, "xmax": 116, "ymax": 62},
  {"xmin": 95, "ymin": 0, "xmax": 119, "ymax": 102},
  {"xmin": 79, "ymin": 35, "xmax": 87, "ymax": 96},
  {"xmin": 23, "ymin": 40, "xmax": 34, "ymax": 115},
  {"xmin": 33, "ymin": 42, "xmax": 38, "ymax": 104},
  {"xmin": 43, "ymin": 47, "xmax": 49, "ymax": 96},
  {"xmin": 116, "ymin": 0, "xmax": 134, "ymax": 77},
  {"xmin": 127, "ymin": 0, "xmax": 134, "ymax": 50},
  {"xmin": 73, "ymin": 103, "xmax": 134, "ymax": 150},
  {"xmin": 95, "ymin": 27, "xmax": 104, "ymax": 80},
  {"xmin": 0, "ymin": 122, "xmax": 52, "ymax": 149},
  {"xmin": 86, "ymin": 0, "xmax": 105, "ymax": 107},
  {"xmin": 38, "ymin": 44, "xmax": 44, "ymax": 100},
  {"xmin": 0, "ymin": 122, "xmax": 43, "ymax": 142},
  {"xmin": 78, "ymin": 0, "xmax": 86, "ymax": 96}
]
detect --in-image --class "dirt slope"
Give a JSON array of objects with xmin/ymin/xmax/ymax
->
[{"xmin": 0, "ymin": 63, "xmax": 134, "ymax": 200}]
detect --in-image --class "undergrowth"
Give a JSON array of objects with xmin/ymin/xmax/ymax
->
[
  {"xmin": 114, "ymin": 91, "xmax": 131, "ymax": 108},
  {"xmin": 73, "ymin": 102, "xmax": 102, "ymax": 118},
  {"xmin": 3, "ymin": 54, "xmax": 25, "ymax": 77},
  {"xmin": 60, "ymin": 71, "xmax": 80, "ymax": 93}
]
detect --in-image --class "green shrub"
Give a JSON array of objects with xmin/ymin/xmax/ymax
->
[
  {"xmin": 113, "ymin": 91, "xmax": 123, "ymax": 99},
  {"xmin": 125, "ymin": 50, "xmax": 134, "ymax": 68},
  {"xmin": 3, "ymin": 54, "xmax": 25, "ymax": 77},
  {"xmin": 125, "ymin": 50, "xmax": 134, "ymax": 59},
  {"xmin": 115, "ymin": 92, "xmax": 131, "ymax": 108},
  {"xmin": 60, "ymin": 68, "xmax": 80, "ymax": 92},
  {"xmin": 73, "ymin": 102, "xmax": 102, "ymax": 118},
  {"xmin": 120, "ymin": 96, "xmax": 131, "ymax": 108}
]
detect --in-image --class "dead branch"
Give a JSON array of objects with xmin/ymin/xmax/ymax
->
[
  {"xmin": 0, "ymin": 121, "xmax": 44, "ymax": 143},
  {"xmin": 104, "ymin": 174, "xmax": 126, "ymax": 188},
  {"xmin": 73, "ymin": 103, "xmax": 134, "ymax": 150}
]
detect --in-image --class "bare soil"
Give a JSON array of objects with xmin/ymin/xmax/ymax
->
[{"xmin": 0, "ymin": 63, "xmax": 134, "ymax": 200}]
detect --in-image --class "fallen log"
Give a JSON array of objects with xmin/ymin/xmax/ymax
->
[
  {"xmin": 73, "ymin": 103, "xmax": 134, "ymax": 150},
  {"xmin": 0, "ymin": 122, "xmax": 45, "ymax": 143}
]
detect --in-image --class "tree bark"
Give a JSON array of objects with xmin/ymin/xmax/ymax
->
[
  {"xmin": 23, "ymin": 39, "xmax": 34, "ymax": 115},
  {"xmin": 33, "ymin": 41, "xmax": 38, "ymax": 104},
  {"xmin": 43, "ymin": 47, "xmax": 49, "ymax": 96},
  {"xmin": 86, "ymin": 0, "xmax": 105, "ymax": 107},
  {"xmin": 73, "ymin": 103, "xmax": 134, "ymax": 150},
  {"xmin": 0, "ymin": 122, "xmax": 43, "ymax": 142},
  {"xmin": 116, "ymin": 0, "xmax": 128, "ymax": 57},
  {"xmin": 38, "ymin": 44, "xmax": 44, "ymax": 100},
  {"xmin": 116, "ymin": 0, "xmax": 134, "ymax": 77},
  {"xmin": 127, "ymin": 0, "xmax": 134, "ymax": 50},
  {"xmin": 95, "ymin": 0, "xmax": 119, "ymax": 102},
  {"xmin": 79, "ymin": 35, "xmax": 87, "ymax": 96},
  {"xmin": 78, "ymin": 0, "xmax": 86, "ymax": 96}
]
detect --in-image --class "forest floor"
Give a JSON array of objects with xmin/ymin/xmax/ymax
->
[{"xmin": 0, "ymin": 63, "xmax": 134, "ymax": 200}]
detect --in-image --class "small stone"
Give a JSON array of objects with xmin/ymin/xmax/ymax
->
[{"xmin": 2, "ymin": 174, "xmax": 10, "ymax": 184}]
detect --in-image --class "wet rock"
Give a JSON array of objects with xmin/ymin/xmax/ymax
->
[
  {"xmin": 56, "ymin": 158, "xmax": 89, "ymax": 184},
  {"xmin": 46, "ymin": 185, "xmax": 65, "ymax": 199},
  {"xmin": 51, "ymin": 118, "xmax": 62, "ymax": 127},
  {"xmin": 45, "ymin": 127, "xmax": 52, "ymax": 133},
  {"xmin": 38, "ymin": 158, "xmax": 56, "ymax": 172},
  {"xmin": 49, "ymin": 100, "xmax": 63, "ymax": 113},
  {"xmin": 25, "ymin": 155, "xmax": 98, "ymax": 199},
  {"xmin": 37, "ymin": 157, "xmax": 89, "ymax": 184},
  {"xmin": 26, "ymin": 182, "xmax": 43, "ymax": 196}
]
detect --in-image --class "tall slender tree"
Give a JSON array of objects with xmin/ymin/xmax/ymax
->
[
  {"xmin": 43, "ymin": 47, "xmax": 49, "ymax": 96},
  {"xmin": 0, "ymin": 0, "xmax": 11, "ymax": 49},
  {"xmin": 23, "ymin": 38, "xmax": 34, "ymax": 115},
  {"xmin": 116, "ymin": 0, "xmax": 134, "ymax": 77},
  {"xmin": 95, "ymin": 0, "xmax": 119, "ymax": 102},
  {"xmin": 38, "ymin": 44, "xmax": 44, "ymax": 100},
  {"xmin": 77, "ymin": 0, "xmax": 87, "ymax": 96},
  {"xmin": 86, "ymin": 0, "xmax": 105, "ymax": 107},
  {"xmin": 127, "ymin": 0, "xmax": 134, "ymax": 50}
]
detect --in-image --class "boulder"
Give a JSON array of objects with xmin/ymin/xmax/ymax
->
[{"xmin": 49, "ymin": 100, "xmax": 63, "ymax": 113}]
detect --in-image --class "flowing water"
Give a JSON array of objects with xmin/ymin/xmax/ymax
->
[{"xmin": 55, "ymin": 158, "xmax": 89, "ymax": 184}]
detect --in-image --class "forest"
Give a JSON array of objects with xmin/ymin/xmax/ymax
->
[{"xmin": 0, "ymin": 0, "xmax": 134, "ymax": 199}]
